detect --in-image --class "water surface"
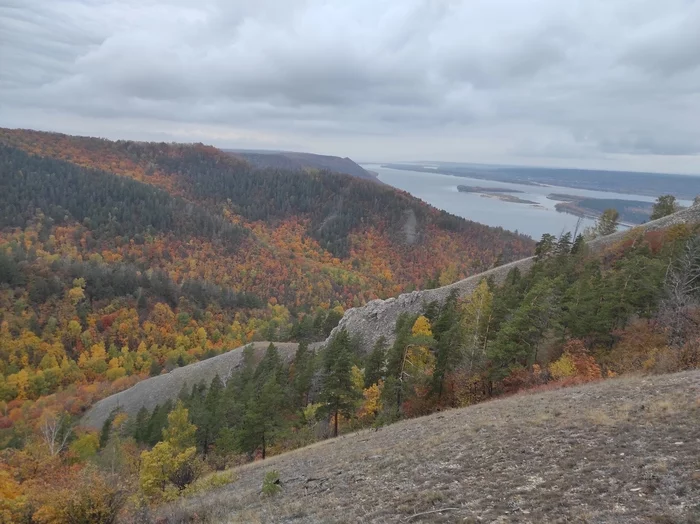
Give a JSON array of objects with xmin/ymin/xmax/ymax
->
[{"xmin": 364, "ymin": 164, "xmax": 689, "ymax": 239}]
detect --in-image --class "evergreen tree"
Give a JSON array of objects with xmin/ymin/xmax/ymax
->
[
  {"xmin": 134, "ymin": 407, "xmax": 149, "ymax": 444},
  {"xmin": 318, "ymin": 329, "xmax": 359, "ymax": 437},
  {"xmin": 535, "ymin": 233, "xmax": 556, "ymax": 258},
  {"xmin": 364, "ymin": 336, "xmax": 387, "ymax": 388},
  {"xmin": 650, "ymin": 195, "xmax": 678, "ymax": 220},
  {"xmin": 238, "ymin": 376, "xmax": 286, "ymax": 459},
  {"xmin": 488, "ymin": 279, "xmax": 558, "ymax": 379},
  {"xmin": 595, "ymin": 209, "xmax": 619, "ymax": 237},
  {"xmin": 571, "ymin": 234, "xmax": 585, "ymax": 255},
  {"xmin": 433, "ymin": 289, "xmax": 460, "ymax": 341},
  {"xmin": 196, "ymin": 375, "xmax": 224, "ymax": 455},
  {"xmin": 291, "ymin": 341, "xmax": 315, "ymax": 408}
]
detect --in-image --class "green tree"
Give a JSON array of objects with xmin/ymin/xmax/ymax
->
[
  {"xmin": 364, "ymin": 336, "xmax": 387, "ymax": 388},
  {"xmin": 291, "ymin": 341, "xmax": 316, "ymax": 407},
  {"xmin": 650, "ymin": 195, "xmax": 678, "ymax": 220},
  {"xmin": 488, "ymin": 279, "xmax": 558, "ymax": 379},
  {"xmin": 196, "ymin": 375, "xmax": 224, "ymax": 455},
  {"xmin": 318, "ymin": 329, "xmax": 359, "ymax": 437},
  {"xmin": 595, "ymin": 209, "xmax": 619, "ymax": 237},
  {"xmin": 238, "ymin": 376, "xmax": 286, "ymax": 459}
]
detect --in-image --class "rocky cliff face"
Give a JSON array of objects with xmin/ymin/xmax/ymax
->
[{"xmin": 324, "ymin": 204, "xmax": 700, "ymax": 353}]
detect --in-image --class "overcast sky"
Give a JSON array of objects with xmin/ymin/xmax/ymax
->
[{"xmin": 1, "ymin": 0, "xmax": 700, "ymax": 174}]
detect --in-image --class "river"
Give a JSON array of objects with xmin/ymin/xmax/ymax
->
[{"xmin": 363, "ymin": 164, "xmax": 690, "ymax": 240}]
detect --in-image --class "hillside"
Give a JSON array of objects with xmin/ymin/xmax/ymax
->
[
  {"xmin": 154, "ymin": 370, "xmax": 700, "ymax": 523},
  {"xmin": 327, "ymin": 204, "xmax": 700, "ymax": 352},
  {"xmin": 227, "ymin": 150, "xmax": 377, "ymax": 182},
  {"xmin": 80, "ymin": 204, "xmax": 700, "ymax": 429},
  {"xmin": 0, "ymin": 128, "xmax": 533, "ymax": 439}
]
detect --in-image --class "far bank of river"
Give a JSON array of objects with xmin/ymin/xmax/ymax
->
[{"xmin": 363, "ymin": 164, "xmax": 670, "ymax": 239}]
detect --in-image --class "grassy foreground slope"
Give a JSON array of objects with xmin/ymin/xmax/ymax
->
[{"xmin": 155, "ymin": 370, "xmax": 700, "ymax": 523}]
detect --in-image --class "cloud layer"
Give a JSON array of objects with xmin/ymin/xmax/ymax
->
[{"xmin": 1, "ymin": 0, "xmax": 699, "ymax": 173}]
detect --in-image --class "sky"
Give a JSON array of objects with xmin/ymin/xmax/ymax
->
[{"xmin": 1, "ymin": 0, "xmax": 700, "ymax": 174}]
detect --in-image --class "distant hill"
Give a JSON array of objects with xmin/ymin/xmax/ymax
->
[
  {"xmin": 155, "ymin": 369, "xmax": 700, "ymax": 523},
  {"xmin": 384, "ymin": 162, "xmax": 700, "ymax": 200},
  {"xmin": 227, "ymin": 149, "xmax": 378, "ymax": 182}
]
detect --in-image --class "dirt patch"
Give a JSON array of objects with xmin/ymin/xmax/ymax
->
[{"xmin": 154, "ymin": 370, "xmax": 700, "ymax": 523}]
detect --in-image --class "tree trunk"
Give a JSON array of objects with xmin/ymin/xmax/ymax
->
[
  {"xmin": 333, "ymin": 410, "xmax": 338, "ymax": 437},
  {"xmin": 262, "ymin": 432, "xmax": 266, "ymax": 459}
]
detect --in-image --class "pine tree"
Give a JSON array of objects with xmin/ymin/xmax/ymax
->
[
  {"xmin": 650, "ymin": 195, "xmax": 678, "ymax": 220},
  {"xmin": 238, "ymin": 376, "xmax": 285, "ymax": 459},
  {"xmin": 318, "ymin": 329, "xmax": 359, "ymax": 437},
  {"xmin": 134, "ymin": 406, "xmax": 149, "ymax": 444},
  {"xmin": 291, "ymin": 341, "xmax": 315, "ymax": 408},
  {"xmin": 595, "ymin": 209, "xmax": 619, "ymax": 237},
  {"xmin": 488, "ymin": 279, "xmax": 558, "ymax": 379},
  {"xmin": 364, "ymin": 336, "xmax": 387, "ymax": 388},
  {"xmin": 197, "ymin": 375, "xmax": 224, "ymax": 455}
]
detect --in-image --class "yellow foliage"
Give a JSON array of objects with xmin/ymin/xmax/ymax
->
[
  {"xmin": 548, "ymin": 353, "xmax": 577, "ymax": 380},
  {"xmin": 70, "ymin": 433, "xmax": 100, "ymax": 461},
  {"xmin": 139, "ymin": 442, "xmax": 198, "ymax": 500},
  {"xmin": 163, "ymin": 401, "xmax": 196, "ymax": 452},
  {"xmin": 411, "ymin": 315, "xmax": 433, "ymax": 337},
  {"xmin": 359, "ymin": 380, "xmax": 383, "ymax": 420},
  {"xmin": 350, "ymin": 365, "xmax": 364, "ymax": 393}
]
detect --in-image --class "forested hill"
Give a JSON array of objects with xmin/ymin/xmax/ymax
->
[
  {"xmin": 0, "ymin": 128, "xmax": 532, "ymax": 450},
  {"xmin": 226, "ymin": 149, "xmax": 377, "ymax": 182}
]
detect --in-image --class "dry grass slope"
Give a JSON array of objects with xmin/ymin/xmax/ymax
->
[{"xmin": 154, "ymin": 370, "xmax": 700, "ymax": 523}]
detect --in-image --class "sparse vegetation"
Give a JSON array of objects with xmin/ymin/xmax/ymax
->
[{"xmin": 151, "ymin": 370, "xmax": 700, "ymax": 523}]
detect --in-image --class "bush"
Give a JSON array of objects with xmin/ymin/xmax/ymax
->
[{"xmin": 262, "ymin": 470, "xmax": 281, "ymax": 497}]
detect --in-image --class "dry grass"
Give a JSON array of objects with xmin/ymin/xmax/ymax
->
[{"xmin": 151, "ymin": 370, "xmax": 700, "ymax": 523}]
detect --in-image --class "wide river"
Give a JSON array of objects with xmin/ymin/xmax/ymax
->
[{"xmin": 363, "ymin": 164, "xmax": 691, "ymax": 240}]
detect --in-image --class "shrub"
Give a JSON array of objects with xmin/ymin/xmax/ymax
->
[{"xmin": 262, "ymin": 470, "xmax": 281, "ymax": 497}]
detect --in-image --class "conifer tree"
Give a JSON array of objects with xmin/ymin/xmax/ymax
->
[
  {"xmin": 291, "ymin": 341, "xmax": 315, "ymax": 408},
  {"xmin": 364, "ymin": 336, "xmax": 387, "ymax": 388},
  {"xmin": 650, "ymin": 195, "xmax": 678, "ymax": 220},
  {"xmin": 318, "ymin": 329, "xmax": 359, "ymax": 437},
  {"xmin": 238, "ymin": 376, "xmax": 285, "ymax": 459}
]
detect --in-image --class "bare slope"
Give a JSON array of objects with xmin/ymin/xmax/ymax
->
[
  {"xmin": 81, "ymin": 342, "xmax": 298, "ymax": 428},
  {"xmin": 155, "ymin": 370, "xmax": 700, "ymax": 523}
]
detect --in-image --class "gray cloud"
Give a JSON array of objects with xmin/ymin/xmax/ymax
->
[{"xmin": 1, "ymin": 0, "xmax": 699, "ymax": 173}]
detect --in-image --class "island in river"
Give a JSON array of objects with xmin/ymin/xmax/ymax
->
[{"xmin": 457, "ymin": 185, "xmax": 539, "ymax": 205}]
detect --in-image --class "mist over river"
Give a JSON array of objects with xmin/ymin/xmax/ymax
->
[{"xmin": 364, "ymin": 164, "xmax": 689, "ymax": 240}]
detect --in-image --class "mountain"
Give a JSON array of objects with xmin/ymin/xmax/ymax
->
[
  {"xmin": 0, "ymin": 128, "xmax": 532, "ymax": 440},
  {"xmin": 227, "ymin": 149, "xmax": 378, "ymax": 182},
  {"xmin": 154, "ymin": 369, "xmax": 700, "ymax": 523}
]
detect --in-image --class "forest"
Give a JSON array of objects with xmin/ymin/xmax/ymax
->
[
  {"xmin": 0, "ymin": 128, "xmax": 534, "ymax": 521},
  {"xmin": 2, "ymin": 207, "xmax": 697, "ymax": 520}
]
